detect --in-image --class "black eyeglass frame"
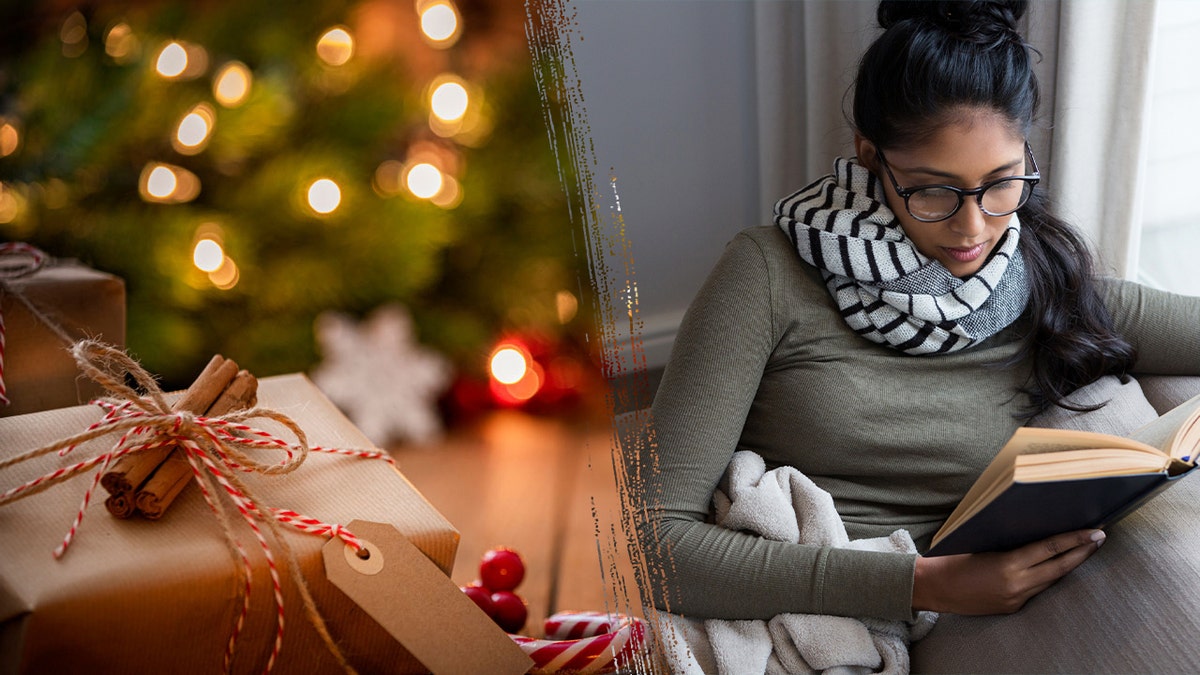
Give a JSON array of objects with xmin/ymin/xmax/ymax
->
[{"xmin": 876, "ymin": 143, "xmax": 1041, "ymax": 223}]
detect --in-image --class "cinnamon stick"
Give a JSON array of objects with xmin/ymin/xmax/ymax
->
[
  {"xmin": 104, "ymin": 492, "xmax": 137, "ymax": 519},
  {"xmin": 100, "ymin": 355, "xmax": 238, "ymax": 517},
  {"xmin": 135, "ymin": 370, "xmax": 258, "ymax": 520}
]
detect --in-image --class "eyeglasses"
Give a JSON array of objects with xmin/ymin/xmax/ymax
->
[{"xmin": 876, "ymin": 143, "xmax": 1040, "ymax": 223}]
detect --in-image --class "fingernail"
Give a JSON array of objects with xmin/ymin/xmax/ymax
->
[{"xmin": 1091, "ymin": 530, "xmax": 1106, "ymax": 547}]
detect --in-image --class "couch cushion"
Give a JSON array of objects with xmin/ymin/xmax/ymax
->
[{"xmin": 911, "ymin": 375, "xmax": 1200, "ymax": 674}]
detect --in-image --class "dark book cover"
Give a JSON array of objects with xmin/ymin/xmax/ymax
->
[{"xmin": 924, "ymin": 469, "xmax": 1192, "ymax": 557}]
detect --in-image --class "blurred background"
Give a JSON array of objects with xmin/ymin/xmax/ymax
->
[{"xmin": 0, "ymin": 0, "xmax": 606, "ymax": 436}]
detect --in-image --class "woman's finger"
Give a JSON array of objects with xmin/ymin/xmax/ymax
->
[
  {"xmin": 1015, "ymin": 529, "xmax": 1105, "ymax": 567},
  {"xmin": 1025, "ymin": 531, "xmax": 1104, "ymax": 584}
]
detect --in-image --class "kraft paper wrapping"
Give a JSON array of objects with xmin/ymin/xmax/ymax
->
[
  {"xmin": 0, "ymin": 261, "xmax": 126, "ymax": 418},
  {"xmin": 0, "ymin": 374, "xmax": 464, "ymax": 674}
]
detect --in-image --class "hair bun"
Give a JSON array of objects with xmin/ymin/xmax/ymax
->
[{"xmin": 877, "ymin": 0, "xmax": 1026, "ymax": 45}]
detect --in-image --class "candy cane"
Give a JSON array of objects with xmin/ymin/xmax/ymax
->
[{"xmin": 509, "ymin": 611, "xmax": 647, "ymax": 675}]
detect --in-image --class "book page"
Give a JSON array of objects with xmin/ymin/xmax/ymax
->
[
  {"xmin": 1130, "ymin": 393, "xmax": 1200, "ymax": 462},
  {"xmin": 1011, "ymin": 427, "xmax": 1163, "ymax": 457},
  {"xmin": 1014, "ymin": 448, "xmax": 1169, "ymax": 481}
]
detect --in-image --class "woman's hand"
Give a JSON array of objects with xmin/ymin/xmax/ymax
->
[{"xmin": 912, "ymin": 529, "xmax": 1106, "ymax": 615}]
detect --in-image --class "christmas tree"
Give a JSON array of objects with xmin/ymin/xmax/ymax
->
[{"xmin": 0, "ymin": 0, "xmax": 585, "ymax": 398}]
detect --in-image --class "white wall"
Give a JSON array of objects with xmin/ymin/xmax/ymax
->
[{"xmin": 570, "ymin": 0, "xmax": 764, "ymax": 368}]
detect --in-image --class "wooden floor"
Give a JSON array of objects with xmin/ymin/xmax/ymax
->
[{"xmin": 388, "ymin": 410, "xmax": 644, "ymax": 638}]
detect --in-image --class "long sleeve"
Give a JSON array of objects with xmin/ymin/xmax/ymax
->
[
  {"xmin": 1100, "ymin": 279, "xmax": 1200, "ymax": 374},
  {"xmin": 639, "ymin": 231, "xmax": 918, "ymax": 622}
]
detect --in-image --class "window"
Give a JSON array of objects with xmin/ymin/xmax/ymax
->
[{"xmin": 1137, "ymin": 0, "xmax": 1200, "ymax": 293}]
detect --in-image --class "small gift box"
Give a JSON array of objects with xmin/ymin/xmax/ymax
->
[
  {"xmin": 0, "ymin": 245, "xmax": 126, "ymax": 417},
  {"xmin": 0, "ymin": 369, "xmax": 531, "ymax": 674}
]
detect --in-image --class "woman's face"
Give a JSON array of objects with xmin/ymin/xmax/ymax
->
[{"xmin": 857, "ymin": 110, "xmax": 1029, "ymax": 278}]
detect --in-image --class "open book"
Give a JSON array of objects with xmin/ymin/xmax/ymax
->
[{"xmin": 925, "ymin": 393, "xmax": 1200, "ymax": 557}]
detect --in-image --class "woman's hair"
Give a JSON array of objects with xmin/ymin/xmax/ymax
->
[{"xmin": 854, "ymin": 0, "xmax": 1137, "ymax": 417}]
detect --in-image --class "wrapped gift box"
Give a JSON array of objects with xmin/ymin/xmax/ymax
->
[
  {"xmin": 0, "ymin": 374, "xmax": 530, "ymax": 674},
  {"xmin": 1, "ymin": 259, "xmax": 126, "ymax": 417}
]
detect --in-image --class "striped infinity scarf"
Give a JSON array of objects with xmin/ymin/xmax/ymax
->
[{"xmin": 775, "ymin": 157, "xmax": 1028, "ymax": 355}]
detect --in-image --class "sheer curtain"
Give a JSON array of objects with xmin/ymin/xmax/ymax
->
[
  {"xmin": 752, "ymin": 0, "xmax": 1161, "ymax": 281},
  {"xmin": 1041, "ymin": 1, "xmax": 1160, "ymax": 279},
  {"xmin": 752, "ymin": 1, "xmax": 875, "ymax": 210}
]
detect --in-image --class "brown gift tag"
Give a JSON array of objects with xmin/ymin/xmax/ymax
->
[{"xmin": 323, "ymin": 520, "xmax": 534, "ymax": 675}]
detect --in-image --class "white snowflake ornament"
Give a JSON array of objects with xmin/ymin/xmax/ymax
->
[{"xmin": 311, "ymin": 304, "xmax": 453, "ymax": 446}]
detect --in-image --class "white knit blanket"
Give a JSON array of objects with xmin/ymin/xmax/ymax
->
[{"xmin": 657, "ymin": 451, "xmax": 938, "ymax": 675}]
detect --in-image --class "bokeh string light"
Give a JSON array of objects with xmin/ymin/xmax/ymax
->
[
  {"xmin": 307, "ymin": 178, "xmax": 342, "ymax": 215},
  {"xmin": 60, "ymin": 12, "xmax": 88, "ymax": 58},
  {"xmin": 316, "ymin": 27, "xmax": 355, "ymax": 66},
  {"xmin": 431, "ymin": 77, "xmax": 469, "ymax": 122},
  {"xmin": 138, "ymin": 162, "xmax": 200, "ymax": 203},
  {"xmin": 405, "ymin": 163, "xmax": 443, "ymax": 200},
  {"xmin": 155, "ymin": 42, "xmax": 187, "ymax": 77},
  {"xmin": 104, "ymin": 22, "xmax": 140, "ymax": 64},
  {"xmin": 0, "ymin": 120, "xmax": 19, "ymax": 158},
  {"xmin": 0, "ymin": 184, "xmax": 20, "ymax": 224},
  {"xmin": 213, "ymin": 62, "xmax": 252, "ymax": 107},
  {"xmin": 208, "ymin": 257, "xmax": 240, "ymax": 290},
  {"xmin": 488, "ymin": 341, "xmax": 544, "ymax": 404},
  {"xmin": 173, "ymin": 104, "xmax": 215, "ymax": 154},
  {"xmin": 418, "ymin": 1, "xmax": 461, "ymax": 47},
  {"xmin": 154, "ymin": 40, "xmax": 207, "ymax": 79},
  {"xmin": 192, "ymin": 238, "xmax": 224, "ymax": 273}
]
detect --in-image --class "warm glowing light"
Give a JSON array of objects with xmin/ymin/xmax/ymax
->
[
  {"xmin": 105, "ymin": 22, "xmax": 139, "ymax": 62},
  {"xmin": 489, "ymin": 342, "xmax": 544, "ymax": 404},
  {"xmin": 431, "ymin": 79, "xmax": 469, "ymax": 122},
  {"xmin": 147, "ymin": 166, "xmax": 177, "ymax": 197},
  {"xmin": 420, "ymin": 2, "xmax": 460, "ymax": 44},
  {"xmin": 174, "ymin": 104, "xmax": 214, "ymax": 154},
  {"xmin": 61, "ymin": 11, "xmax": 87, "ymax": 44},
  {"xmin": 490, "ymin": 346, "xmax": 528, "ymax": 385},
  {"xmin": 307, "ymin": 178, "xmax": 342, "ymax": 214},
  {"xmin": 0, "ymin": 122, "xmax": 19, "ymax": 158},
  {"xmin": 156, "ymin": 42, "xmax": 188, "ymax": 77},
  {"xmin": 139, "ymin": 163, "xmax": 200, "ymax": 203},
  {"xmin": 209, "ymin": 257, "xmax": 239, "ymax": 290},
  {"xmin": 556, "ymin": 290, "xmax": 579, "ymax": 324},
  {"xmin": 429, "ymin": 174, "xmax": 462, "ymax": 209},
  {"xmin": 0, "ymin": 184, "xmax": 19, "ymax": 224},
  {"xmin": 317, "ymin": 27, "xmax": 355, "ymax": 66},
  {"xmin": 177, "ymin": 112, "xmax": 210, "ymax": 146},
  {"xmin": 192, "ymin": 238, "xmax": 224, "ymax": 272},
  {"xmin": 503, "ymin": 365, "xmax": 542, "ymax": 402},
  {"xmin": 60, "ymin": 12, "xmax": 88, "ymax": 57},
  {"xmin": 374, "ymin": 160, "xmax": 405, "ymax": 197},
  {"xmin": 152, "ymin": 41, "xmax": 207, "ymax": 79},
  {"xmin": 213, "ymin": 62, "xmax": 252, "ymax": 107},
  {"xmin": 406, "ymin": 163, "xmax": 443, "ymax": 199}
]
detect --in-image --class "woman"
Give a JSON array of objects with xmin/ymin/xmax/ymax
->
[{"xmin": 640, "ymin": 0, "xmax": 1200, "ymax": 623}]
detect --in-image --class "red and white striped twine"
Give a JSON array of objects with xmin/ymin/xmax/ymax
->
[
  {"xmin": 0, "ymin": 340, "xmax": 394, "ymax": 675},
  {"xmin": 0, "ymin": 242, "xmax": 51, "ymax": 406}
]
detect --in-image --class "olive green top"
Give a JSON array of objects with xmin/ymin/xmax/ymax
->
[{"xmin": 643, "ymin": 226, "xmax": 1200, "ymax": 621}]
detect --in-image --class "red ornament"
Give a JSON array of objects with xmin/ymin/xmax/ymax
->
[
  {"xmin": 480, "ymin": 547, "xmax": 525, "ymax": 592},
  {"xmin": 461, "ymin": 583, "xmax": 496, "ymax": 617},
  {"xmin": 490, "ymin": 590, "xmax": 528, "ymax": 633}
]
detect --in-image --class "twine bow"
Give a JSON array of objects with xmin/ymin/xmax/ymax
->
[
  {"xmin": 0, "ymin": 242, "xmax": 53, "ymax": 405},
  {"xmin": 0, "ymin": 339, "xmax": 397, "ymax": 675}
]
